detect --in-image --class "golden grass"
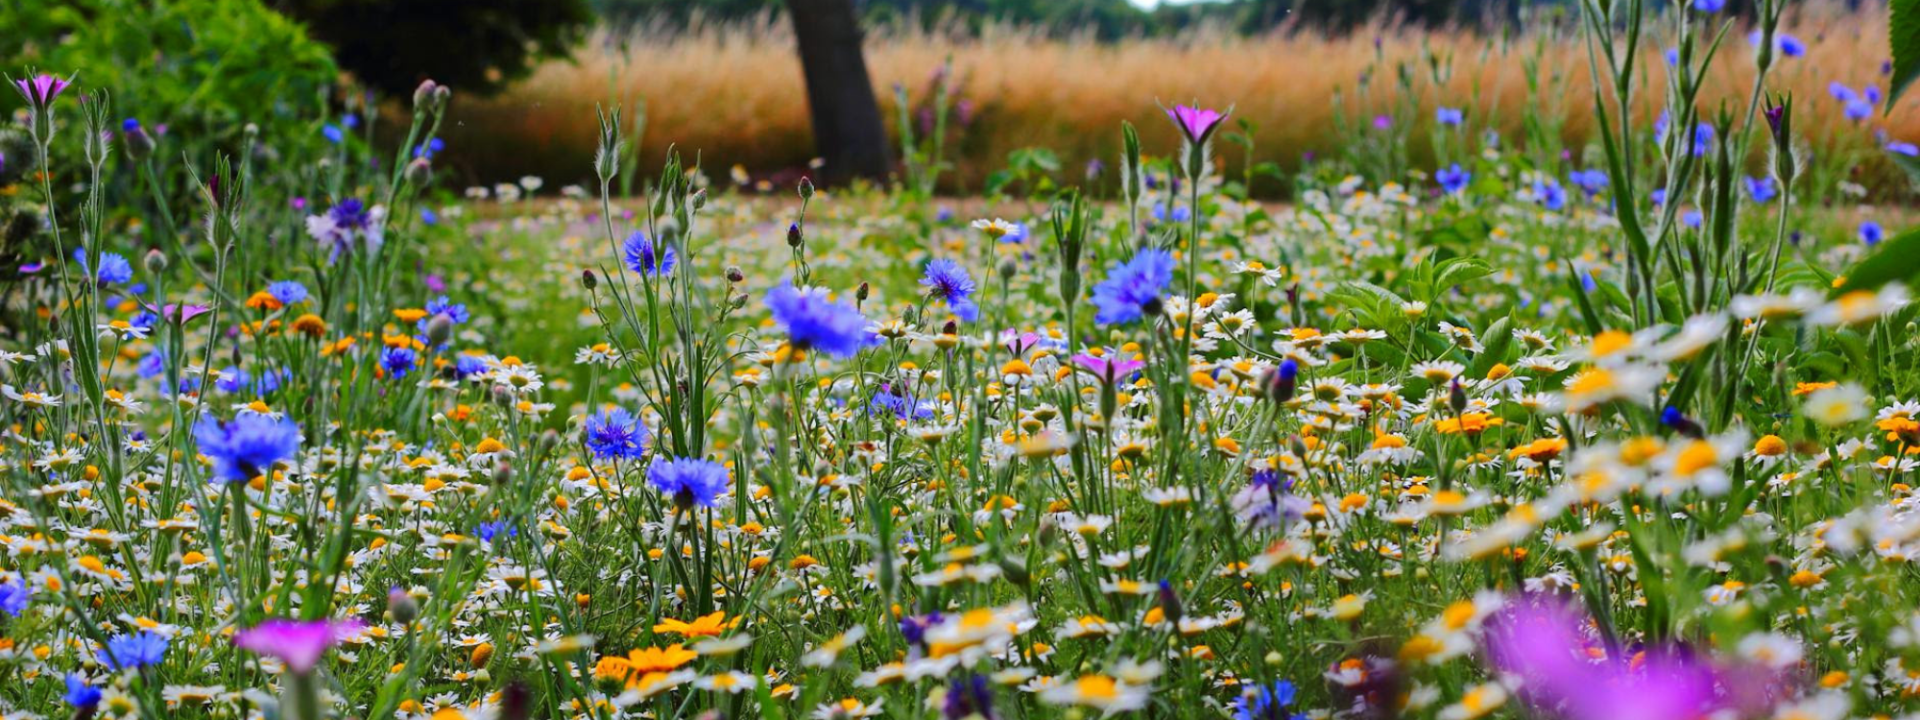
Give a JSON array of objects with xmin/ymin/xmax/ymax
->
[{"xmin": 442, "ymin": 5, "xmax": 1917, "ymax": 192}]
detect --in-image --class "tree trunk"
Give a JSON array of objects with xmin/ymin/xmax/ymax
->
[{"xmin": 788, "ymin": 0, "xmax": 893, "ymax": 185}]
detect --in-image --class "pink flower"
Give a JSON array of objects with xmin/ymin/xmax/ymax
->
[
  {"xmin": 233, "ymin": 618, "xmax": 365, "ymax": 674},
  {"xmin": 162, "ymin": 304, "xmax": 212, "ymax": 323},
  {"xmin": 1001, "ymin": 330, "xmax": 1042, "ymax": 356},
  {"xmin": 14, "ymin": 74, "xmax": 71, "ymax": 108},
  {"xmin": 1166, "ymin": 104, "xmax": 1226, "ymax": 143},
  {"xmin": 1485, "ymin": 598, "xmax": 1721, "ymax": 720},
  {"xmin": 1072, "ymin": 352, "xmax": 1144, "ymax": 385}
]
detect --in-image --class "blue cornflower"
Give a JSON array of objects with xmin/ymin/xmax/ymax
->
[
  {"xmin": 1692, "ymin": 0, "xmax": 1725, "ymax": 11},
  {"xmin": 193, "ymin": 414, "xmax": 301, "ymax": 484},
  {"xmin": 0, "ymin": 579, "xmax": 27, "ymax": 616},
  {"xmin": 1745, "ymin": 176, "xmax": 1776, "ymax": 204},
  {"xmin": 215, "ymin": 367, "xmax": 252, "ymax": 394},
  {"xmin": 584, "ymin": 407, "xmax": 649, "ymax": 460},
  {"xmin": 64, "ymin": 674, "xmax": 101, "ymax": 708},
  {"xmin": 454, "ymin": 354, "xmax": 489, "ymax": 379},
  {"xmin": 765, "ymin": 281, "xmax": 869, "ymax": 358},
  {"xmin": 1233, "ymin": 679, "xmax": 1300, "ymax": 720},
  {"xmin": 622, "ymin": 230, "xmax": 677, "ymax": 276},
  {"xmin": 413, "ymin": 137, "xmax": 445, "ymax": 160},
  {"xmin": 869, "ymin": 384, "xmax": 934, "ymax": 421},
  {"xmin": 268, "ymin": 280, "xmax": 309, "ymax": 305},
  {"xmin": 1435, "ymin": 107, "xmax": 1464, "ymax": 126},
  {"xmin": 381, "ymin": 346, "xmax": 419, "ymax": 379},
  {"xmin": 1436, "ymin": 164, "xmax": 1470, "ymax": 195},
  {"xmin": 1683, "ymin": 209, "xmax": 1704, "ymax": 228},
  {"xmin": 1845, "ymin": 97, "xmax": 1874, "ymax": 121},
  {"xmin": 475, "ymin": 521, "xmax": 517, "ymax": 543},
  {"xmin": 1533, "ymin": 177, "xmax": 1567, "ymax": 211},
  {"xmin": 647, "ymin": 457, "xmax": 730, "ymax": 509},
  {"xmin": 1150, "ymin": 203, "xmax": 1191, "ymax": 224},
  {"xmin": 321, "ymin": 124, "xmax": 344, "ymax": 144},
  {"xmin": 921, "ymin": 258, "xmax": 978, "ymax": 322},
  {"xmin": 1690, "ymin": 122, "xmax": 1715, "ymax": 156},
  {"xmin": 1570, "ymin": 169, "xmax": 1609, "ymax": 196},
  {"xmin": 1651, "ymin": 187, "xmax": 1668, "ymax": 206},
  {"xmin": 1665, "ymin": 47, "xmax": 1680, "ymax": 66},
  {"xmin": 425, "ymin": 295, "xmax": 470, "ymax": 325},
  {"xmin": 137, "ymin": 350, "xmax": 166, "ymax": 380},
  {"xmin": 1001, "ymin": 222, "xmax": 1029, "ymax": 244},
  {"xmin": 76, "ymin": 249, "xmax": 133, "ymax": 285},
  {"xmin": 1090, "ymin": 248, "xmax": 1175, "ymax": 326},
  {"xmin": 1751, "ymin": 30, "xmax": 1804, "ymax": 57},
  {"xmin": 1890, "ymin": 141, "xmax": 1919, "ymax": 157},
  {"xmin": 130, "ymin": 312, "xmax": 158, "ymax": 332},
  {"xmin": 1830, "ymin": 82, "xmax": 1859, "ymax": 102},
  {"xmin": 97, "ymin": 631, "xmax": 168, "ymax": 671},
  {"xmin": 1861, "ymin": 221, "xmax": 1884, "ymax": 245}
]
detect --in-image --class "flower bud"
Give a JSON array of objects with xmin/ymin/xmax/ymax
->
[
  {"xmin": 1157, "ymin": 580, "xmax": 1184, "ymax": 625},
  {"xmin": 405, "ymin": 158, "xmax": 433, "ymax": 186},
  {"xmin": 1448, "ymin": 378, "xmax": 1468, "ymax": 415},
  {"xmin": 725, "ymin": 265, "xmax": 745, "ymax": 284},
  {"xmin": 856, "ymin": 282, "xmax": 870, "ymax": 303},
  {"xmin": 492, "ymin": 462, "xmax": 514, "ymax": 486},
  {"xmin": 143, "ymin": 249, "xmax": 168, "ymax": 273},
  {"xmin": 387, "ymin": 586, "xmax": 419, "ymax": 624},
  {"xmin": 581, "ymin": 269, "xmax": 598, "ymax": 291},
  {"xmin": 121, "ymin": 119, "xmax": 154, "ymax": 161},
  {"xmin": 1263, "ymin": 359, "xmax": 1299, "ymax": 404},
  {"xmin": 998, "ymin": 259, "xmax": 1017, "ymax": 281},
  {"xmin": 786, "ymin": 222, "xmax": 804, "ymax": 248},
  {"xmin": 798, "ymin": 177, "xmax": 814, "ymax": 200},
  {"xmin": 424, "ymin": 314, "xmax": 453, "ymax": 347},
  {"xmin": 432, "ymin": 86, "xmax": 452, "ymax": 110},
  {"xmin": 413, "ymin": 80, "xmax": 440, "ymax": 111}
]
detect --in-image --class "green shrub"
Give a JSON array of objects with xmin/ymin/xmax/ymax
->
[{"xmin": 2, "ymin": 0, "xmax": 337, "ymax": 146}]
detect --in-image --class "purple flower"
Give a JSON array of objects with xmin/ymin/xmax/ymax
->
[
  {"xmin": 1533, "ymin": 177, "xmax": 1567, "ymax": 211},
  {"xmin": 766, "ymin": 280, "xmax": 869, "ymax": 358},
  {"xmin": 1486, "ymin": 598, "xmax": 1722, "ymax": 720},
  {"xmin": 1072, "ymin": 352, "xmax": 1144, "ymax": 385},
  {"xmin": 13, "ymin": 74, "xmax": 70, "ymax": 109},
  {"xmin": 233, "ymin": 618, "xmax": 365, "ymax": 674},
  {"xmin": 306, "ymin": 198, "xmax": 384, "ymax": 261},
  {"xmin": 194, "ymin": 414, "xmax": 302, "ymax": 484},
  {"xmin": 622, "ymin": 230, "xmax": 676, "ymax": 277},
  {"xmin": 1166, "ymin": 104, "xmax": 1226, "ymax": 143},
  {"xmin": 584, "ymin": 407, "xmax": 648, "ymax": 460},
  {"xmin": 921, "ymin": 258, "xmax": 978, "ymax": 322},
  {"xmin": 648, "ymin": 457, "xmax": 730, "ymax": 509},
  {"xmin": 163, "ymin": 303, "xmax": 212, "ymax": 324},
  {"xmin": 1090, "ymin": 248, "xmax": 1175, "ymax": 325},
  {"xmin": 1372, "ymin": 114, "xmax": 1393, "ymax": 130},
  {"xmin": 1435, "ymin": 107, "xmax": 1464, "ymax": 126},
  {"xmin": 1744, "ymin": 176, "xmax": 1776, "ymax": 204}
]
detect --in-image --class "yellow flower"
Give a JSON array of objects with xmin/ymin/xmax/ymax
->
[{"xmin": 654, "ymin": 611, "xmax": 731, "ymax": 639}]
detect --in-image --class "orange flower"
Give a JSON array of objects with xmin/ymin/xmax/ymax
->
[{"xmin": 653, "ymin": 611, "xmax": 731, "ymax": 638}]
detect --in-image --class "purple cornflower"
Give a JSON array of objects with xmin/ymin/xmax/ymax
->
[
  {"xmin": 13, "ymin": 74, "xmax": 70, "ymax": 109},
  {"xmin": 1072, "ymin": 352, "xmax": 1145, "ymax": 385},
  {"xmin": 584, "ymin": 407, "xmax": 649, "ymax": 460},
  {"xmin": 622, "ymin": 230, "xmax": 676, "ymax": 276},
  {"xmin": 921, "ymin": 258, "xmax": 978, "ymax": 322},
  {"xmin": 1436, "ymin": 164, "xmax": 1471, "ymax": 195},
  {"xmin": 193, "ymin": 414, "xmax": 302, "ymax": 484},
  {"xmin": 306, "ymin": 198, "xmax": 384, "ymax": 261},
  {"xmin": 647, "ymin": 457, "xmax": 730, "ymax": 509},
  {"xmin": 233, "ymin": 618, "xmax": 365, "ymax": 674},
  {"xmin": 1166, "ymin": 104, "xmax": 1227, "ymax": 143},
  {"xmin": 765, "ymin": 280, "xmax": 869, "ymax": 358},
  {"xmin": 1089, "ymin": 248, "xmax": 1175, "ymax": 325},
  {"xmin": 1486, "ymin": 597, "xmax": 1723, "ymax": 720}
]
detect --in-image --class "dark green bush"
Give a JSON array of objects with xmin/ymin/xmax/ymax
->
[{"xmin": 274, "ymin": 0, "xmax": 594, "ymax": 99}]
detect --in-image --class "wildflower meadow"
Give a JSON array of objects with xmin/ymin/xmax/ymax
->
[{"xmin": 7, "ymin": 0, "xmax": 1920, "ymax": 719}]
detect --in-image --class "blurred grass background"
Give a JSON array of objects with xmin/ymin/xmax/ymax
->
[{"xmin": 440, "ymin": 4, "xmax": 1915, "ymax": 195}]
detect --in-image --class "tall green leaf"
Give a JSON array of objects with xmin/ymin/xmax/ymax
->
[{"xmin": 1892, "ymin": 0, "xmax": 1920, "ymax": 110}]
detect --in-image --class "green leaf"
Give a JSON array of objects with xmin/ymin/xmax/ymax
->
[
  {"xmin": 1892, "ymin": 0, "xmax": 1920, "ymax": 111},
  {"xmin": 1469, "ymin": 315, "xmax": 1512, "ymax": 379},
  {"xmin": 1833, "ymin": 224, "xmax": 1920, "ymax": 296}
]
